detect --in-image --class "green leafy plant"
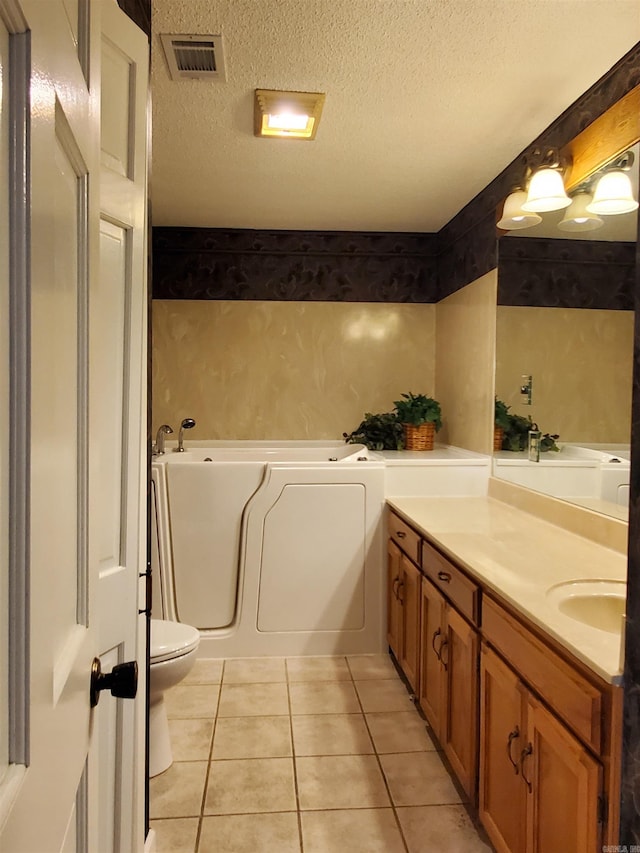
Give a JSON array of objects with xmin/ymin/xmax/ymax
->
[
  {"xmin": 494, "ymin": 397, "xmax": 511, "ymax": 431},
  {"xmin": 501, "ymin": 411, "xmax": 560, "ymax": 452},
  {"xmin": 393, "ymin": 392, "xmax": 442, "ymax": 431},
  {"xmin": 343, "ymin": 412, "xmax": 404, "ymax": 451}
]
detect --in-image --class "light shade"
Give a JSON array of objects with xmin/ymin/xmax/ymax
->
[
  {"xmin": 586, "ymin": 170, "xmax": 639, "ymax": 215},
  {"xmin": 254, "ymin": 89, "xmax": 326, "ymax": 140},
  {"xmin": 522, "ymin": 168, "xmax": 571, "ymax": 212},
  {"xmin": 497, "ymin": 191, "xmax": 542, "ymax": 230},
  {"xmin": 557, "ymin": 192, "xmax": 603, "ymax": 232}
]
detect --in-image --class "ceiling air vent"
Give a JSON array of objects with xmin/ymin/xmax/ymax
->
[{"xmin": 160, "ymin": 33, "xmax": 226, "ymax": 81}]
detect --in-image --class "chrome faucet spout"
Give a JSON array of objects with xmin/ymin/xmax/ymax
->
[
  {"xmin": 153, "ymin": 424, "xmax": 173, "ymax": 456},
  {"xmin": 175, "ymin": 417, "xmax": 196, "ymax": 452}
]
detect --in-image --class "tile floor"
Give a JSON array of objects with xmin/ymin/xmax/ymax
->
[{"xmin": 150, "ymin": 654, "xmax": 493, "ymax": 853}]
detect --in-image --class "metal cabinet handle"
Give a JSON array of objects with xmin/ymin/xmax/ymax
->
[
  {"xmin": 431, "ymin": 628, "xmax": 442, "ymax": 660},
  {"xmin": 392, "ymin": 577, "xmax": 400, "ymax": 599},
  {"xmin": 519, "ymin": 743, "xmax": 533, "ymax": 792},
  {"xmin": 507, "ymin": 727, "xmax": 520, "ymax": 774},
  {"xmin": 437, "ymin": 571, "xmax": 451, "ymax": 583},
  {"xmin": 439, "ymin": 638, "xmax": 449, "ymax": 670},
  {"xmin": 396, "ymin": 580, "xmax": 404, "ymax": 603},
  {"xmin": 396, "ymin": 531, "xmax": 406, "ymax": 539}
]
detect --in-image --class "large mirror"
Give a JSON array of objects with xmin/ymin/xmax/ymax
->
[{"xmin": 493, "ymin": 105, "xmax": 639, "ymax": 521}]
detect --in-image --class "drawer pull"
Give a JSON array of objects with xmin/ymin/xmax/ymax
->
[
  {"xmin": 396, "ymin": 531, "xmax": 406, "ymax": 539},
  {"xmin": 437, "ymin": 571, "xmax": 452, "ymax": 583},
  {"xmin": 392, "ymin": 577, "xmax": 400, "ymax": 599},
  {"xmin": 519, "ymin": 743, "xmax": 533, "ymax": 792},
  {"xmin": 507, "ymin": 727, "xmax": 520, "ymax": 774},
  {"xmin": 397, "ymin": 580, "xmax": 405, "ymax": 604}
]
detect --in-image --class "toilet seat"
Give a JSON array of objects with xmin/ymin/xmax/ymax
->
[{"xmin": 150, "ymin": 619, "xmax": 200, "ymax": 664}]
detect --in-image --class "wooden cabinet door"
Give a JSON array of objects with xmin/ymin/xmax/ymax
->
[
  {"xmin": 387, "ymin": 539, "xmax": 402, "ymax": 659},
  {"xmin": 524, "ymin": 696, "xmax": 602, "ymax": 853},
  {"xmin": 479, "ymin": 645, "xmax": 527, "ymax": 853},
  {"xmin": 442, "ymin": 604, "xmax": 479, "ymax": 802},
  {"xmin": 399, "ymin": 555, "xmax": 421, "ymax": 692},
  {"xmin": 418, "ymin": 576, "xmax": 445, "ymax": 736}
]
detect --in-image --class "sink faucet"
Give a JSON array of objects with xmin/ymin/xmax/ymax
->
[
  {"xmin": 153, "ymin": 424, "xmax": 173, "ymax": 456},
  {"xmin": 175, "ymin": 418, "xmax": 196, "ymax": 452}
]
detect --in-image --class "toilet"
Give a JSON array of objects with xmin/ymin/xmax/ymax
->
[{"xmin": 149, "ymin": 618, "xmax": 200, "ymax": 777}]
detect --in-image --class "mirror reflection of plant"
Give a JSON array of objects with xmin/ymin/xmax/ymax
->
[
  {"xmin": 343, "ymin": 412, "xmax": 404, "ymax": 451},
  {"xmin": 495, "ymin": 397, "xmax": 511, "ymax": 430},
  {"xmin": 501, "ymin": 411, "xmax": 560, "ymax": 452}
]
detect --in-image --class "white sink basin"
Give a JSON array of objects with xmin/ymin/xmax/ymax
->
[{"xmin": 546, "ymin": 580, "xmax": 626, "ymax": 634}]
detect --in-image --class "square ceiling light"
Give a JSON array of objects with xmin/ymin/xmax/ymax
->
[{"xmin": 254, "ymin": 89, "xmax": 326, "ymax": 140}]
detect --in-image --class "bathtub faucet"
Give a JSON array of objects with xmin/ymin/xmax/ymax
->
[
  {"xmin": 175, "ymin": 418, "xmax": 196, "ymax": 452},
  {"xmin": 153, "ymin": 424, "xmax": 173, "ymax": 456}
]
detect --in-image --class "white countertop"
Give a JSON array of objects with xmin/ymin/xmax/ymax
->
[{"xmin": 387, "ymin": 496, "xmax": 626, "ymax": 684}]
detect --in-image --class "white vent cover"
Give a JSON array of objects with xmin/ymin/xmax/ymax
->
[{"xmin": 160, "ymin": 33, "xmax": 226, "ymax": 81}]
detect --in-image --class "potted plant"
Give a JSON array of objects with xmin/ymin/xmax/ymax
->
[
  {"xmin": 494, "ymin": 398, "xmax": 511, "ymax": 451},
  {"xmin": 393, "ymin": 392, "xmax": 442, "ymax": 451},
  {"xmin": 343, "ymin": 412, "xmax": 404, "ymax": 451}
]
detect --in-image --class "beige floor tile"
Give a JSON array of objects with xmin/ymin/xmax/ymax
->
[
  {"xmin": 212, "ymin": 715, "xmax": 292, "ymax": 759},
  {"xmin": 165, "ymin": 684, "xmax": 220, "ymax": 719},
  {"xmin": 223, "ymin": 657, "xmax": 286, "ymax": 684},
  {"xmin": 149, "ymin": 761, "xmax": 208, "ymax": 819},
  {"xmin": 150, "ymin": 817, "xmax": 199, "ymax": 853},
  {"xmin": 354, "ymin": 678, "xmax": 415, "ymax": 713},
  {"xmin": 397, "ymin": 805, "xmax": 492, "ymax": 852},
  {"xmin": 301, "ymin": 808, "xmax": 405, "ymax": 853},
  {"xmin": 204, "ymin": 757, "xmax": 296, "ymax": 815},
  {"xmin": 182, "ymin": 658, "xmax": 224, "ymax": 685},
  {"xmin": 366, "ymin": 711, "xmax": 437, "ymax": 753},
  {"xmin": 347, "ymin": 654, "xmax": 399, "ymax": 680},
  {"xmin": 167, "ymin": 718, "xmax": 214, "ymax": 762},
  {"xmin": 296, "ymin": 754, "xmax": 390, "ymax": 810},
  {"xmin": 292, "ymin": 713, "xmax": 373, "ymax": 756},
  {"xmin": 380, "ymin": 752, "xmax": 462, "ymax": 807},
  {"xmin": 217, "ymin": 682, "xmax": 289, "ymax": 717},
  {"xmin": 199, "ymin": 813, "xmax": 300, "ymax": 853},
  {"xmin": 286, "ymin": 656, "xmax": 350, "ymax": 682},
  {"xmin": 289, "ymin": 681, "xmax": 360, "ymax": 715}
]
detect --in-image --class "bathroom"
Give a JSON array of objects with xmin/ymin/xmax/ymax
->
[
  {"xmin": 141, "ymin": 3, "xmax": 640, "ymax": 850},
  {"xmin": 8, "ymin": 2, "xmax": 640, "ymax": 851}
]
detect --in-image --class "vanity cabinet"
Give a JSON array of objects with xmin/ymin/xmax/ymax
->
[
  {"xmin": 387, "ymin": 525, "xmax": 421, "ymax": 692},
  {"xmin": 480, "ymin": 643, "xmax": 602, "ymax": 853},
  {"xmin": 386, "ymin": 506, "xmax": 621, "ymax": 849}
]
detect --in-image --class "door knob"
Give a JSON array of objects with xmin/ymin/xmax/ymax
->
[{"xmin": 90, "ymin": 657, "xmax": 138, "ymax": 707}]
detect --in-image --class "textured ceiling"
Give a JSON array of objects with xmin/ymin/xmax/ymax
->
[{"xmin": 151, "ymin": 1, "xmax": 640, "ymax": 232}]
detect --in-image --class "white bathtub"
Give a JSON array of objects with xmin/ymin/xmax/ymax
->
[{"xmin": 151, "ymin": 441, "xmax": 386, "ymax": 657}]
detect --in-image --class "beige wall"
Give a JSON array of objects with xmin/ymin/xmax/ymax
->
[
  {"xmin": 435, "ymin": 270, "xmax": 497, "ymax": 455},
  {"xmin": 495, "ymin": 306, "xmax": 634, "ymax": 444},
  {"xmin": 152, "ymin": 300, "xmax": 436, "ymax": 440}
]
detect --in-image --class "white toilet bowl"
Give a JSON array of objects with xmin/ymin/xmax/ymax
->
[{"xmin": 149, "ymin": 618, "xmax": 200, "ymax": 777}]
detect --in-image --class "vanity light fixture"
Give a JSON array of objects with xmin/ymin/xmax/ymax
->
[
  {"xmin": 497, "ymin": 190, "xmax": 542, "ymax": 230},
  {"xmin": 522, "ymin": 167, "xmax": 571, "ymax": 213},
  {"xmin": 254, "ymin": 89, "xmax": 326, "ymax": 140},
  {"xmin": 586, "ymin": 151, "xmax": 639, "ymax": 215},
  {"xmin": 557, "ymin": 190, "xmax": 604, "ymax": 232}
]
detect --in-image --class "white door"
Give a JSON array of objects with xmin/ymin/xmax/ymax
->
[
  {"xmin": 97, "ymin": 2, "xmax": 148, "ymax": 851},
  {"xmin": 0, "ymin": 1, "xmax": 148, "ymax": 850}
]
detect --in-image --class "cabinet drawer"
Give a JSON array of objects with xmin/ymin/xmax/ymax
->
[
  {"xmin": 388, "ymin": 511, "xmax": 421, "ymax": 565},
  {"xmin": 483, "ymin": 596, "xmax": 603, "ymax": 753},
  {"xmin": 421, "ymin": 539, "xmax": 479, "ymax": 625}
]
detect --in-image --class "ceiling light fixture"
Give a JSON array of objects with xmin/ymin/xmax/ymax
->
[
  {"xmin": 557, "ymin": 191, "xmax": 604, "ymax": 232},
  {"xmin": 254, "ymin": 89, "xmax": 326, "ymax": 140},
  {"xmin": 587, "ymin": 151, "xmax": 639, "ymax": 215},
  {"xmin": 497, "ymin": 190, "xmax": 543, "ymax": 230}
]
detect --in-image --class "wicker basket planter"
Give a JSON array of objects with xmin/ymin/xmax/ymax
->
[
  {"xmin": 493, "ymin": 426, "xmax": 504, "ymax": 451},
  {"xmin": 403, "ymin": 422, "xmax": 436, "ymax": 451}
]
